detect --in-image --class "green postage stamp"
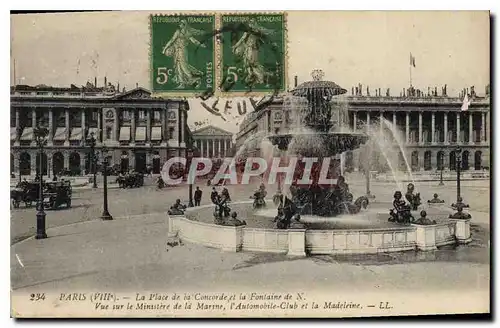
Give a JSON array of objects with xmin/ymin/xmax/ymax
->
[
  {"xmin": 219, "ymin": 13, "xmax": 287, "ymax": 95},
  {"xmin": 150, "ymin": 14, "xmax": 216, "ymax": 95}
]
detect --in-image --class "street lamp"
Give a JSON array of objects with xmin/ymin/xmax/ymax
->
[
  {"xmin": 186, "ymin": 148, "xmax": 194, "ymax": 207},
  {"xmin": 86, "ymin": 132, "xmax": 98, "ymax": 188},
  {"xmin": 34, "ymin": 125, "xmax": 49, "ymax": 239},
  {"xmin": 455, "ymin": 147, "xmax": 462, "ymax": 203},
  {"xmin": 439, "ymin": 150, "xmax": 444, "ymax": 186},
  {"xmin": 100, "ymin": 146, "xmax": 113, "ymax": 220}
]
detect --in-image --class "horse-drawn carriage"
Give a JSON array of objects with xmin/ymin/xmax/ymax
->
[
  {"xmin": 116, "ymin": 172, "xmax": 144, "ymax": 188},
  {"xmin": 11, "ymin": 182, "xmax": 38, "ymax": 208},
  {"xmin": 11, "ymin": 180, "xmax": 72, "ymax": 209},
  {"xmin": 42, "ymin": 181, "xmax": 72, "ymax": 209}
]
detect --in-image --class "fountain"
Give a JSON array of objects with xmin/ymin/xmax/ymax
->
[{"xmin": 267, "ymin": 69, "xmax": 369, "ymax": 217}]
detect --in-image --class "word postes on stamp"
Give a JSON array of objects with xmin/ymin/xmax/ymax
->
[
  {"xmin": 150, "ymin": 14, "xmax": 216, "ymax": 95},
  {"xmin": 219, "ymin": 13, "xmax": 287, "ymax": 95}
]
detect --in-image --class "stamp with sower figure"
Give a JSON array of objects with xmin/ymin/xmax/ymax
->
[
  {"xmin": 219, "ymin": 13, "xmax": 287, "ymax": 95},
  {"xmin": 150, "ymin": 14, "xmax": 216, "ymax": 95}
]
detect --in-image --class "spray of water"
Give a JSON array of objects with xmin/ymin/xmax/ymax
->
[{"xmin": 381, "ymin": 118, "xmax": 415, "ymax": 183}]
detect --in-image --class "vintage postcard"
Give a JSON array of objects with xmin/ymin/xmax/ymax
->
[{"xmin": 9, "ymin": 10, "xmax": 490, "ymax": 318}]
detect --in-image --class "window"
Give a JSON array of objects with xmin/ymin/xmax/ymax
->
[
  {"xmin": 274, "ymin": 111, "xmax": 283, "ymax": 120},
  {"xmin": 139, "ymin": 110, "xmax": 145, "ymax": 120},
  {"xmin": 154, "ymin": 111, "xmax": 160, "ymax": 121},
  {"xmin": 122, "ymin": 110, "xmax": 129, "ymax": 120},
  {"xmin": 168, "ymin": 111, "xmax": 176, "ymax": 120},
  {"xmin": 168, "ymin": 127, "xmax": 175, "ymax": 139},
  {"xmin": 275, "ymin": 128, "xmax": 280, "ymax": 134},
  {"xmin": 92, "ymin": 111, "xmax": 99, "ymax": 121}
]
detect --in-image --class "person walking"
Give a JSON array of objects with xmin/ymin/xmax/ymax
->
[{"xmin": 194, "ymin": 186, "xmax": 202, "ymax": 206}]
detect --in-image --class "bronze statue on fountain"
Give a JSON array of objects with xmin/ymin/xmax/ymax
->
[
  {"xmin": 405, "ymin": 183, "xmax": 421, "ymax": 210},
  {"xmin": 449, "ymin": 197, "xmax": 471, "ymax": 220},
  {"xmin": 389, "ymin": 191, "xmax": 415, "ymax": 224},
  {"xmin": 168, "ymin": 199, "xmax": 187, "ymax": 215},
  {"xmin": 267, "ymin": 70, "xmax": 370, "ymax": 217},
  {"xmin": 251, "ymin": 183, "xmax": 267, "ymax": 209}
]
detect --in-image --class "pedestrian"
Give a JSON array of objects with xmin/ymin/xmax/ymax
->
[
  {"xmin": 210, "ymin": 187, "xmax": 218, "ymax": 204},
  {"xmin": 194, "ymin": 186, "xmax": 202, "ymax": 206}
]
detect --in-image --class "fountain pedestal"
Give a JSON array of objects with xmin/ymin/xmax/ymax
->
[
  {"xmin": 449, "ymin": 218, "xmax": 472, "ymax": 244},
  {"xmin": 411, "ymin": 224, "xmax": 438, "ymax": 251},
  {"xmin": 287, "ymin": 229, "xmax": 306, "ymax": 257}
]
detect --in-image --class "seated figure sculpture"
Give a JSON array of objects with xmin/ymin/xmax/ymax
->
[
  {"xmin": 334, "ymin": 176, "xmax": 369, "ymax": 215},
  {"xmin": 414, "ymin": 210, "xmax": 437, "ymax": 225},
  {"xmin": 405, "ymin": 183, "xmax": 421, "ymax": 211},
  {"xmin": 168, "ymin": 199, "xmax": 186, "ymax": 215},
  {"xmin": 449, "ymin": 197, "xmax": 471, "ymax": 220},
  {"xmin": 251, "ymin": 183, "xmax": 267, "ymax": 209},
  {"xmin": 427, "ymin": 193, "xmax": 445, "ymax": 204},
  {"xmin": 389, "ymin": 191, "xmax": 414, "ymax": 224},
  {"xmin": 213, "ymin": 192, "xmax": 231, "ymax": 222}
]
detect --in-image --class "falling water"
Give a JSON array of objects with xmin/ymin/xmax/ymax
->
[
  {"xmin": 381, "ymin": 118, "xmax": 415, "ymax": 183},
  {"xmin": 365, "ymin": 128, "xmax": 404, "ymax": 191}
]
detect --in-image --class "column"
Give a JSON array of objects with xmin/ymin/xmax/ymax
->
[
  {"xmin": 15, "ymin": 109, "xmax": 20, "ymax": 145},
  {"xmin": 97, "ymin": 109, "xmax": 102, "ymax": 142},
  {"xmin": 218, "ymin": 139, "xmax": 222, "ymax": 157},
  {"xmin": 65, "ymin": 108, "xmax": 70, "ymax": 146},
  {"xmin": 180, "ymin": 110, "xmax": 185, "ymax": 145},
  {"xmin": 456, "ymin": 112, "xmax": 461, "ymax": 143},
  {"xmin": 63, "ymin": 152, "xmax": 69, "ymax": 170},
  {"xmin": 418, "ymin": 112, "xmax": 423, "ymax": 144},
  {"xmin": 486, "ymin": 111, "xmax": 490, "ymax": 143},
  {"xmin": 469, "ymin": 112, "xmax": 473, "ymax": 144},
  {"xmin": 114, "ymin": 109, "xmax": 119, "ymax": 141},
  {"xmin": 30, "ymin": 152, "xmax": 37, "ymax": 176},
  {"xmin": 131, "ymin": 109, "xmax": 136, "ymax": 144},
  {"xmin": 366, "ymin": 112, "xmax": 371, "ymax": 132},
  {"xmin": 444, "ymin": 112, "xmax": 448, "ymax": 144},
  {"xmin": 405, "ymin": 112, "xmax": 410, "ymax": 143},
  {"xmin": 481, "ymin": 112, "xmax": 486, "ymax": 143},
  {"xmin": 200, "ymin": 139, "xmax": 205, "ymax": 157},
  {"xmin": 81, "ymin": 109, "xmax": 86, "ymax": 142},
  {"xmin": 80, "ymin": 153, "xmax": 86, "ymax": 175},
  {"xmin": 32, "ymin": 108, "xmax": 36, "ymax": 128},
  {"xmin": 352, "ymin": 112, "xmax": 357, "ymax": 132},
  {"xmin": 221, "ymin": 139, "xmax": 226, "ymax": 157},
  {"xmin": 14, "ymin": 153, "xmax": 19, "ymax": 176},
  {"xmin": 48, "ymin": 108, "xmax": 54, "ymax": 144},
  {"xmin": 163, "ymin": 108, "xmax": 168, "ymax": 144},
  {"xmin": 392, "ymin": 112, "xmax": 396, "ymax": 128},
  {"xmin": 146, "ymin": 109, "xmax": 151, "ymax": 144},
  {"xmin": 227, "ymin": 140, "xmax": 232, "ymax": 156},
  {"xmin": 431, "ymin": 112, "xmax": 436, "ymax": 144}
]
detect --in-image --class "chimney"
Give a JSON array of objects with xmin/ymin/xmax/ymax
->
[
  {"xmin": 294, "ymin": 75, "xmax": 298, "ymax": 88},
  {"xmin": 136, "ymin": 82, "xmax": 139, "ymax": 88},
  {"xmin": 104, "ymin": 76, "xmax": 107, "ymax": 87},
  {"xmin": 117, "ymin": 82, "xmax": 120, "ymax": 93},
  {"xmin": 403, "ymin": 88, "xmax": 406, "ymax": 97},
  {"xmin": 94, "ymin": 77, "xmax": 97, "ymax": 88}
]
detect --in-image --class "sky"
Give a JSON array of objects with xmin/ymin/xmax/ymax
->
[{"xmin": 10, "ymin": 11, "xmax": 490, "ymax": 133}]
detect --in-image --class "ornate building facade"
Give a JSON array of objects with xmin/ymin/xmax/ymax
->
[
  {"xmin": 10, "ymin": 84, "xmax": 188, "ymax": 177},
  {"xmin": 236, "ymin": 81, "xmax": 491, "ymax": 173},
  {"xmin": 191, "ymin": 125, "xmax": 234, "ymax": 158}
]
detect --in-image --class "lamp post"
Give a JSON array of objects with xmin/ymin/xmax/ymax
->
[
  {"xmin": 455, "ymin": 147, "xmax": 462, "ymax": 202},
  {"xmin": 86, "ymin": 132, "xmax": 98, "ymax": 188},
  {"xmin": 439, "ymin": 150, "xmax": 444, "ymax": 186},
  {"xmin": 186, "ymin": 148, "xmax": 194, "ymax": 207},
  {"xmin": 34, "ymin": 125, "xmax": 49, "ymax": 239},
  {"xmin": 100, "ymin": 146, "xmax": 113, "ymax": 220}
]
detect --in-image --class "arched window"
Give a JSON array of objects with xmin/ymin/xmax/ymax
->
[
  {"xmin": 411, "ymin": 151, "xmax": 419, "ymax": 171},
  {"xmin": 462, "ymin": 151, "xmax": 470, "ymax": 171}
]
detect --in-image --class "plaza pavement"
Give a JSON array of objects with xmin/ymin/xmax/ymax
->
[{"xmin": 10, "ymin": 175, "xmax": 490, "ymax": 296}]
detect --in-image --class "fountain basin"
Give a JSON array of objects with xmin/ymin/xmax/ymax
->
[
  {"xmin": 268, "ymin": 131, "xmax": 369, "ymax": 154},
  {"xmin": 169, "ymin": 201, "xmax": 470, "ymax": 256}
]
